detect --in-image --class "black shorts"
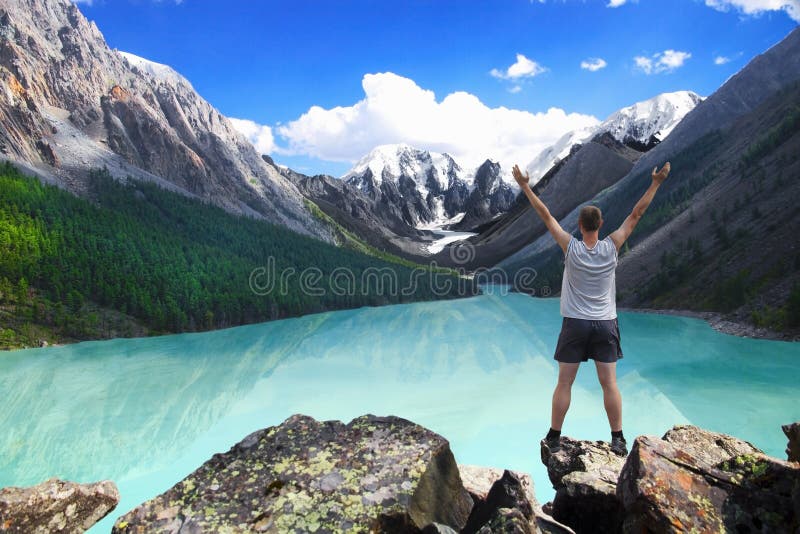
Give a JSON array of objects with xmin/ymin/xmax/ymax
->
[{"xmin": 554, "ymin": 317, "xmax": 623, "ymax": 363}]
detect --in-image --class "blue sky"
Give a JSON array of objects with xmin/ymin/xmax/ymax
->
[{"xmin": 76, "ymin": 0, "xmax": 798, "ymax": 176}]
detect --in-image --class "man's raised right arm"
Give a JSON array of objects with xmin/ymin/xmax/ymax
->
[
  {"xmin": 609, "ymin": 162, "xmax": 671, "ymax": 251},
  {"xmin": 512, "ymin": 164, "xmax": 571, "ymax": 253}
]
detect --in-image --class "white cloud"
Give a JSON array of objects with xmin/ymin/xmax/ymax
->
[
  {"xmin": 274, "ymin": 72, "xmax": 599, "ymax": 173},
  {"xmin": 491, "ymin": 53, "xmax": 547, "ymax": 80},
  {"xmin": 660, "ymin": 49, "xmax": 692, "ymax": 69},
  {"xmin": 509, "ymin": 85, "xmax": 523, "ymax": 94},
  {"xmin": 705, "ymin": 0, "xmax": 800, "ymax": 21},
  {"xmin": 229, "ymin": 118, "xmax": 275, "ymax": 155},
  {"xmin": 714, "ymin": 55, "xmax": 731, "ymax": 65},
  {"xmin": 607, "ymin": 0, "xmax": 628, "ymax": 6},
  {"xmin": 634, "ymin": 56, "xmax": 654, "ymax": 73},
  {"xmin": 581, "ymin": 57, "xmax": 608, "ymax": 71},
  {"xmin": 634, "ymin": 49, "xmax": 691, "ymax": 74}
]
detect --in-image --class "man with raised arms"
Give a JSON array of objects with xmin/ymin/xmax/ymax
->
[{"xmin": 511, "ymin": 161, "xmax": 671, "ymax": 456}]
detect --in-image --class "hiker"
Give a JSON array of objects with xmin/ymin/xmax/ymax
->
[{"xmin": 511, "ymin": 161, "xmax": 671, "ymax": 456}]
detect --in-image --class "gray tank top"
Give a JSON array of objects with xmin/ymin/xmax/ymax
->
[{"xmin": 560, "ymin": 236, "xmax": 618, "ymax": 320}]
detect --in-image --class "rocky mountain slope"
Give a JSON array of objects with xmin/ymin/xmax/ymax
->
[
  {"xmin": 498, "ymin": 27, "xmax": 800, "ymax": 334},
  {"xmin": 273, "ymin": 157, "xmax": 435, "ymax": 259},
  {"xmin": 0, "ymin": 0, "xmax": 329, "ymax": 239},
  {"xmin": 525, "ymin": 91, "xmax": 702, "ymax": 183},
  {"xmin": 343, "ymin": 144, "xmax": 516, "ymax": 232}
]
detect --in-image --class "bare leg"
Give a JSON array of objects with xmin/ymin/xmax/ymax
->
[
  {"xmin": 595, "ymin": 361, "xmax": 622, "ymax": 432},
  {"xmin": 551, "ymin": 362, "xmax": 580, "ymax": 431}
]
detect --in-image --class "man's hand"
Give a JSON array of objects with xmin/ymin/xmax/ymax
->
[
  {"xmin": 513, "ymin": 164, "xmax": 571, "ymax": 252},
  {"xmin": 651, "ymin": 162, "xmax": 671, "ymax": 185},
  {"xmin": 512, "ymin": 164, "xmax": 530, "ymax": 188}
]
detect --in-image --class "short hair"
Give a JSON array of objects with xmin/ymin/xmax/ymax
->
[{"xmin": 579, "ymin": 205, "xmax": 602, "ymax": 232}]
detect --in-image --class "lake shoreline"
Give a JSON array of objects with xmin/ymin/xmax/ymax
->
[
  {"xmin": 6, "ymin": 295, "xmax": 797, "ymax": 351},
  {"xmin": 622, "ymin": 307, "xmax": 799, "ymax": 342}
]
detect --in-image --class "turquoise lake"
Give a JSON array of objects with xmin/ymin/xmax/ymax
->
[{"xmin": 2, "ymin": 291, "xmax": 799, "ymax": 532}]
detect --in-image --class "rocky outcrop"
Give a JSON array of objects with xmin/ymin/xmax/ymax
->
[
  {"xmin": 107, "ymin": 416, "xmax": 799, "ymax": 534},
  {"xmin": 113, "ymin": 414, "xmax": 474, "ymax": 533},
  {"xmin": 0, "ymin": 478, "xmax": 119, "ymax": 533},
  {"xmin": 784, "ymin": 422, "xmax": 800, "ymax": 462},
  {"xmin": 618, "ymin": 430, "xmax": 800, "ymax": 533},
  {"xmin": 540, "ymin": 437, "xmax": 625, "ymax": 534},
  {"xmin": 451, "ymin": 160, "xmax": 516, "ymax": 232},
  {"xmin": 463, "ymin": 470, "xmax": 538, "ymax": 534},
  {"xmin": 541, "ymin": 425, "xmax": 800, "ymax": 534}
]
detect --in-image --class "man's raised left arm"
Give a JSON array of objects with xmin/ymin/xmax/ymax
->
[{"xmin": 512, "ymin": 164, "xmax": 571, "ymax": 253}]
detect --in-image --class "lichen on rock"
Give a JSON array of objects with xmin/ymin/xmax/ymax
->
[
  {"xmin": 618, "ymin": 426, "xmax": 800, "ymax": 533},
  {"xmin": 0, "ymin": 478, "xmax": 119, "ymax": 534},
  {"xmin": 112, "ymin": 414, "xmax": 473, "ymax": 533}
]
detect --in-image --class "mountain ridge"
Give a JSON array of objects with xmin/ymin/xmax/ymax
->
[
  {"xmin": 0, "ymin": 0, "xmax": 330, "ymax": 239},
  {"xmin": 525, "ymin": 91, "xmax": 703, "ymax": 183}
]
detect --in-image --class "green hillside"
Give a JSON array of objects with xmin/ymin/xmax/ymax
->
[{"xmin": 0, "ymin": 165, "xmax": 473, "ymax": 349}]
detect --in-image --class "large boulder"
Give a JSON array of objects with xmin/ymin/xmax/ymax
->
[
  {"xmin": 540, "ymin": 437, "xmax": 625, "ymax": 533},
  {"xmin": 0, "ymin": 478, "xmax": 119, "ymax": 533},
  {"xmin": 112, "ymin": 414, "xmax": 473, "ymax": 533},
  {"xmin": 784, "ymin": 422, "xmax": 800, "ymax": 462},
  {"xmin": 618, "ymin": 426, "xmax": 800, "ymax": 533}
]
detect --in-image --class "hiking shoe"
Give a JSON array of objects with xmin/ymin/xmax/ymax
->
[
  {"xmin": 610, "ymin": 436, "xmax": 628, "ymax": 456},
  {"xmin": 543, "ymin": 436, "xmax": 562, "ymax": 453}
]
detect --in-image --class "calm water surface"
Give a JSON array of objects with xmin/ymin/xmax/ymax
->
[{"xmin": 2, "ymin": 291, "xmax": 798, "ymax": 531}]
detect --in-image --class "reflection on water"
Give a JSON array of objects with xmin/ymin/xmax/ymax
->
[{"xmin": 1, "ymin": 293, "xmax": 798, "ymax": 532}]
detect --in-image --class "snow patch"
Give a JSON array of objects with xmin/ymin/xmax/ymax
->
[
  {"xmin": 525, "ymin": 90, "xmax": 703, "ymax": 183},
  {"xmin": 423, "ymin": 230, "xmax": 477, "ymax": 254}
]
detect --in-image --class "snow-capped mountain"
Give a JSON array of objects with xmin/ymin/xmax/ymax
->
[
  {"xmin": 526, "ymin": 91, "xmax": 703, "ymax": 182},
  {"xmin": 342, "ymin": 144, "xmax": 515, "ymax": 230},
  {"xmin": 343, "ymin": 144, "xmax": 467, "ymax": 192}
]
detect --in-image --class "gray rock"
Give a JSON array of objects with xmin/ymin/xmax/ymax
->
[
  {"xmin": 784, "ymin": 422, "xmax": 800, "ymax": 462},
  {"xmin": 421, "ymin": 522, "xmax": 460, "ymax": 534},
  {"xmin": 0, "ymin": 478, "xmax": 119, "ymax": 534},
  {"xmin": 463, "ymin": 470, "xmax": 539, "ymax": 533},
  {"xmin": 452, "ymin": 160, "xmax": 517, "ymax": 232},
  {"xmin": 458, "ymin": 464, "xmax": 513, "ymax": 503},
  {"xmin": 476, "ymin": 507, "xmax": 533, "ymax": 534},
  {"xmin": 540, "ymin": 436, "xmax": 625, "ymax": 534},
  {"xmin": 457, "ymin": 465, "xmax": 574, "ymax": 534},
  {"xmin": 112, "ymin": 414, "xmax": 473, "ymax": 533},
  {"xmin": 661, "ymin": 424, "xmax": 762, "ymax": 463}
]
